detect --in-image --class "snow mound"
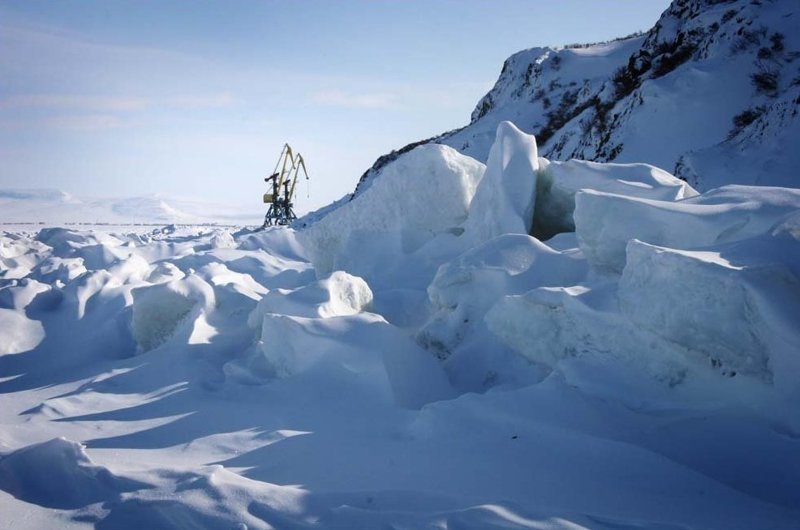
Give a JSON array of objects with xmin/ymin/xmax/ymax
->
[
  {"xmin": 248, "ymin": 270, "xmax": 372, "ymax": 323},
  {"xmin": 0, "ymin": 308, "xmax": 45, "ymax": 354},
  {"xmin": 241, "ymin": 271, "xmax": 377, "ymax": 378},
  {"xmin": 131, "ymin": 274, "xmax": 215, "ymax": 352},
  {"xmin": 301, "ymin": 144, "xmax": 484, "ymax": 277},
  {"xmin": 0, "ymin": 437, "xmax": 144, "ymax": 509},
  {"xmin": 464, "ymin": 121, "xmax": 539, "ymax": 244},
  {"xmin": 209, "ymin": 229, "xmax": 236, "ymax": 249}
]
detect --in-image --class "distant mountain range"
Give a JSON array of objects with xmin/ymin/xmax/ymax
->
[
  {"xmin": 0, "ymin": 188, "xmax": 262, "ymax": 226},
  {"xmin": 356, "ymin": 0, "xmax": 800, "ymax": 195}
]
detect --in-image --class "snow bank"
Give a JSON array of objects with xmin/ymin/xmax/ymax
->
[
  {"xmin": 301, "ymin": 144, "xmax": 484, "ymax": 277},
  {"xmin": 575, "ymin": 185, "xmax": 800, "ymax": 273},
  {"xmin": 463, "ymin": 121, "xmax": 539, "ymax": 244}
]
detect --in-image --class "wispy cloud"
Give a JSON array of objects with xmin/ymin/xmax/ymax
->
[
  {"xmin": 0, "ymin": 114, "xmax": 128, "ymax": 131},
  {"xmin": 0, "ymin": 92, "xmax": 237, "ymax": 112},
  {"xmin": 46, "ymin": 114, "xmax": 127, "ymax": 131},
  {"xmin": 0, "ymin": 94, "xmax": 150, "ymax": 111},
  {"xmin": 310, "ymin": 90, "xmax": 398, "ymax": 109},
  {"xmin": 168, "ymin": 92, "xmax": 236, "ymax": 109}
]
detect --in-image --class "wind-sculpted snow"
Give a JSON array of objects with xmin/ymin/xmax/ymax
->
[
  {"xmin": 0, "ymin": 437, "xmax": 148, "ymax": 509},
  {"xmin": 2, "ymin": 122, "xmax": 800, "ymax": 528}
]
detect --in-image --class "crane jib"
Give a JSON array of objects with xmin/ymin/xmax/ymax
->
[{"xmin": 261, "ymin": 143, "xmax": 310, "ymax": 229}]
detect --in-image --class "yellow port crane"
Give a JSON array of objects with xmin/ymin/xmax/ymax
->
[{"xmin": 262, "ymin": 143, "xmax": 309, "ymax": 228}]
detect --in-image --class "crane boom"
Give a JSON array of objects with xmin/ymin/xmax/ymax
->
[
  {"xmin": 261, "ymin": 143, "xmax": 310, "ymax": 228},
  {"xmin": 288, "ymin": 153, "xmax": 308, "ymax": 201}
]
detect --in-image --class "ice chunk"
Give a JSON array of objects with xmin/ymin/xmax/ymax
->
[
  {"xmin": 464, "ymin": 121, "xmax": 539, "ymax": 244},
  {"xmin": 574, "ymin": 185, "xmax": 800, "ymax": 273},
  {"xmin": 533, "ymin": 158, "xmax": 697, "ymax": 239},
  {"xmin": 620, "ymin": 235, "xmax": 800, "ymax": 391},
  {"xmin": 418, "ymin": 234, "xmax": 587, "ymax": 359},
  {"xmin": 485, "ymin": 284, "xmax": 693, "ymax": 394},
  {"xmin": 301, "ymin": 144, "xmax": 484, "ymax": 277}
]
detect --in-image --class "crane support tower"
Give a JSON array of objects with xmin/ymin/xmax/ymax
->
[{"xmin": 262, "ymin": 143, "xmax": 309, "ymax": 228}]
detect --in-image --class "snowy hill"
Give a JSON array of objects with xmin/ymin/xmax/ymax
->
[
  {"xmin": 355, "ymin": 0, "xmax": 800, "ymax": 195},
  {"xmin": 0, "ymin": 188, "xmax": 262, "ymax": 227}
]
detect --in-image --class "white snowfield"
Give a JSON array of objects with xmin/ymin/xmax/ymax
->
[{"xmin": 2, "ymin": 122, "xmax": 800, "ymax": 529}]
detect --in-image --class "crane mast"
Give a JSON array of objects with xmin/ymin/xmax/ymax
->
[{"xmin": 262, "ymin": 143, "xmax": 309, "ymax": 228}]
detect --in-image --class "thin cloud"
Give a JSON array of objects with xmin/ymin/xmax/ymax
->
[
  {"xmin": 168, "ymin": 92, "xmax": 236, "ymax": 109},
  {"xmin": 42, "ymin": 114, "xmax": 128, "ymax": 131},
  {"xmin": 310, "ymin": 90, "xmax": 398, "ymax": 109},
  {"xmin": 0, "ymin": 114, "xmax": 127, "ymax": 131},
  {"xmin": 0, "ymin": 94, "xmax": 150, "ymax": 111},
  {"xmin": 0, "ymin": 93, "xmax": 238, "ymax": 112}
]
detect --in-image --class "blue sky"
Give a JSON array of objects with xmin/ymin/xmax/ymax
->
[{"xmin": 0, "ymin": 1, "xmax": 670, "ymax": 214}]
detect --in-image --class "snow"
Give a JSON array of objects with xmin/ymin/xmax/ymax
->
[
  {"xmin": 2, "ymin": 118, "xmax": 800, "ymax": 529},
  {"xmin": 0, "ymin": 437, "xmax": 144, "ymax": 509},
  {"xmin": 0, "ymin": 309, "xmax": 45, "ymax": 354}
]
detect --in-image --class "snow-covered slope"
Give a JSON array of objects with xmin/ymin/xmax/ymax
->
[
  {"xmin": 3, "ymin": 121, "xmax": 798, "ymax": 529},
  {"xmin": 0, "ymin": 189, "xmax": 262, "ymax": 226},
  {"xmin": 352, "ymin": 0, "xmax": 800, "ymax": 197}
]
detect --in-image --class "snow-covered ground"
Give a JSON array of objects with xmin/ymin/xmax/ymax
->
[{"xmin": 2, "ymin": 122, "xmax": 799, "ymax": 529}]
